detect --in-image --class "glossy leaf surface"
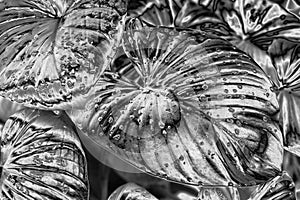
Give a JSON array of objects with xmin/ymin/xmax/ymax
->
[
  {"xmin": 248, "ymin": 171, "xmax": 296, "ymax": 200},
  {"xmin": 68, "ymin": 20, "xmax": 283, "ymax": 187},
  {"xmin": 108, "ymin": 183, "xmax": 158, "ymax": 200},
  {"xmin": 267, "ymin": 39, "xmax": 300, "ymax": 156},
  {"xmin": 128, "ymin": 0, "xmax": 300, "ymax": 75},
  {"xmin": 0, "ymin": 0, "xmax": 126, "ymax": 109},
  {"xmin": 283, "ymin": 150, "xmax": 300, "ymax": 199},
  {"xmin": 198, "ymin": 186, "xmax": 240, "ymax": 200},
  {"xmin": 0, "ymin": 108, "xmax": 89, "ymax": 199}
]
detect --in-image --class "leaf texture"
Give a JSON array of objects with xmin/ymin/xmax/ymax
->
[
  {"xmin": 0, "ymin": 108, "xmax": 89, "ymax": 199},
  {"xmin": 248, "ymin": 171, "xmax": 296, "ymax": 200},
  {"xmin": 68, "ymin": 20, "xmax": 283, "ymax": 187},
  {"xmin": 108, "ymin": 183, "xmax": 158, "ymax": 200},
  {"xmin": 0, "ymin": 0, "xmax": 127, "ymax": 109},
  {"xmin": 267, "ymin": 38, "xmax": 300, "ymax": 156},
  {"xmin": 198, "ymin": 186, "xmax": 240, "ymax": 200},
  {"xmin": 128, "ymin": 0, "xmax": 300, "ymax": 77}
]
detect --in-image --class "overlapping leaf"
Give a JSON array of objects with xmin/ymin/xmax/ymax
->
[
  {"xmin": 128, "ymin": 0, "xmax": 300, "ymax": 75},
  {"xmin": 128, "ymin": 0, "xmax": 229, "ymax": 36},
  {"xmin": 0, "ymin": 0, "xmax": 126, "ymax": 109},
  {"xmin": 267, "ymin": 38, "xmax": 300, "ymax": 156},
  {"xmin": 0, "ymin": 108, "xmax": 89, "ymax": 199},
  {"xmin": 108, "ymin": 183, "xmax": 158, "ymax": 200},
  {"xmin": 248, "ymin": 171, "xmax": 296, "ymax": 200},
  {"xmin": 68, "ymin": 20, "xmax": 283, "ymax": 187}
]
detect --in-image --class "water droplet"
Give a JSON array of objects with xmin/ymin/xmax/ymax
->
[
  {"xmin": 179, "ymin": 155, "xmax": 184, "ymax": 161},
  {"xmin": 202, "ymin": 84, "xmax": 208, "ymax": 90},
  {"xmin": 228, "ymin": 107, "xmax": 235, "ymax": 112},
  {"xmin": 162, "ymin": 130, "xmax": 167, "ymax": 136},
  {"xmin": 265, "ymin": 92, "xmax": 269, "ymax": 97},
  {"xmin": 108, "ymin": 116, "xmax": 114, "ymax": 123},
  {"xmin": 263, "ymin": 116, "xmax": 268, "ymax": 122},
  {"xmin": 234, "ymin": 129, "xmax": 240, "ymax": 134},
  {"xmin": 159, "ymin": 121, "xmax": 165, "ymax": 129},
  {"xmin": 113, "ymin": 134, "xmax": 120, "ymax": 140}
]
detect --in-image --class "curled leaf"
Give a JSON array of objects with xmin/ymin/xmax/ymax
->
[
  {"xmin": 0, "ymin": 0, "xmax": 127, "ymax": 109},
  {"xmin": 108, "ymin": 183, "xmax": 158, "ymax": 200},
  {"xmin": 248, "ymin": 171, "xmax": 296, "ymax": 200},
  {"xmin": 69, "ymin": 21, "xmax": 282, "ymax": 187},
  {"xmin": 0, "ymin": 108, "xmax": 89, "ymax": 199}
]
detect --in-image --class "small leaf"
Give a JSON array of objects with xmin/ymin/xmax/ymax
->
[
  {"xmin": 108, "ymin": 183, "xmax": 158, "ymax": 200},
  {"xmin": 0, "ymin": 0, "xmax": 127, "ymax": 109},
  {"xmin": 0, "ymin": 108, "xmax": 89, "ymax": 199}
]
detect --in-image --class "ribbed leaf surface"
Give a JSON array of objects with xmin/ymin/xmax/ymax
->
[
  {"xmin": 0, "ymin": 0, "xmax": 126, "ymax": 109},
  {"xmin": 248, "ymin": 172, "xmax": 296, "ymax": 200},
  {"xmin": 68, "ymin": 20, "xmax": 283, "ymax": 187},
  {"xmin": 0, "ymin": 109, "xmax": 89, "ymax": 199}
]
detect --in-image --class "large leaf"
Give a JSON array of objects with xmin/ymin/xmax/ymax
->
[
  {"xmin": 0, "ymin": 108, "xmax": 89, "ymax": 199},
  {"xmin": 248, "ymin": 171, "xmax": 296, "ymax": 200},
  {"xmin": 108, "ymin": 183, "xmax": 158, "ymax": 200},
  {"xmin": 68, "ymin": 20, "xmax": 283, "ymax": 187},
  {"xmin": 0, "ymin": 0, "xmax": 126, "ymax": 110},
  {"xmin": 267, "ymin": 38, "xmax": 300, "ymax": 156}
]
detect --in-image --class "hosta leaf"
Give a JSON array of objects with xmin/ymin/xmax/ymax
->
[
  {"xmin": 128, "ymin": 0, "xmax": 230, "ymax": 36},
  {"xmin": 212, "ymin": 0, "xmax": 300, "ymax": 72},
  {"xmin": 0, "ymin": 108, "xmax": 89, "ymax": 199},
  {"xmin": 248, "ymin": 171, "xmax": 296, "ymax": 200},
  {"xmin": 0, "ymin": 0, "xmax": 127, "ymax": 110},
  {"xmin": 129, "ymin": 0, "xmax": 300, "ymax": 76},
  {"xmin": 108, "ymin": 183, "xmax": 158, "ymax": 200},
  {"xmin": 267, "ymin": 38, "xmax": 300, "ymax": 156},
  {"xmin": 197, "ymin": 186, "xmax": 240, "ymax": 200},
  {"xmin": 74, "ymin": 122, "xmax": 143, "ymax": 173},
  {"xmin": 68, "ymin": 20, "xmax": 283, "ymax": 187}
]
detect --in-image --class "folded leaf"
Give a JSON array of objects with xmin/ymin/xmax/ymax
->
[
  {"xmin": 108, "ymin": 183, "xmax": 158, "ymax": 200},
  {"xmin": 0, "ymin": 0, "xmax": 126, "ymax": 110},
  {"xmin": 248, "ymin": 171, "xmax": 296, "ymax": 200},
  {"xmin": 267, "ymin": 39, "xmax": 300, "ymax": 156},
  {"xmin": 69, "ymin": 21, "xmax": 283, "ymax": 187},
  {"xmin": 0, "ymin": 108, "xmax": 89, "ymax": 199}
]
